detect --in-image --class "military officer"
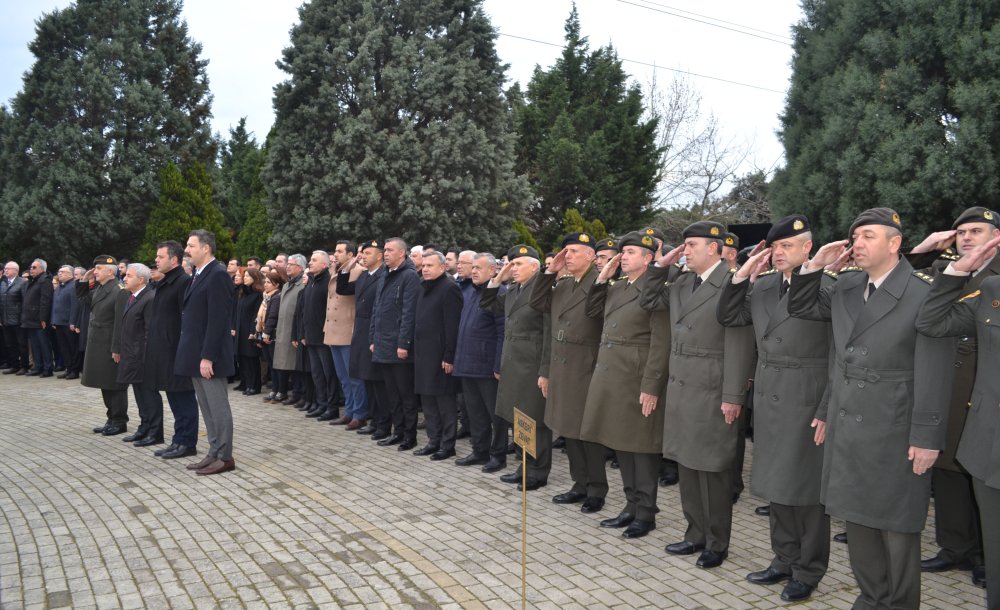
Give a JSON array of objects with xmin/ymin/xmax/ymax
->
[
  {"xmin": 481, "ymin": 245, "xmax": 552, "ymax": 489},
  {"xmin": 529, "ymin": 233, "xmax": 607, "ymax": 513},
  {"xmin": 909, "ymin": 208, "xmax": 999, "ymax": 588},
  {"xmin": 594, "ymin": 238, "xmax": 619, "ymax": 274},
  {"xmin": 717, "ymin": 215, "xmax": 832, "ymax": 602},
  {"xmin": 916, "ymin": 229, "xmax": 1000, "ymax": 610},
  {"xmin": 79, "ymin": 255, "xmax": 129, "ymax": 435},
  {"xmin": 580, "ymin": 231, "xmax": 669, "ymax": 539},
  {"xmin": 788, "ymin": 207, "xmax": 954, "ymax": 610},
  {"xmin": 640, "ymin": 220, "xmax": 756, "ymax": 569}
]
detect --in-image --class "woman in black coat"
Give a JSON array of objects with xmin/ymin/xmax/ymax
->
[
  {"xmin": 261, "ymin": 269, "xmax": 286, "ymax": 402},
  {"xmin": 234, "ymin": 268, "xmax": 264, "ymax": 395}
]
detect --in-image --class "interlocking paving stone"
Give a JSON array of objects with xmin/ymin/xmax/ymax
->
[{"xmin": 0, "ymin": 374, "xmax": 988, "ymax": 608}]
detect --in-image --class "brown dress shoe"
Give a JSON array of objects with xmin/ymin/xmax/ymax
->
[
  {"xmin": 196, "ymin": 459, "xmax": 236, "ymax": 476},
  {"xmin": 330, "ymin": 415, "xmax": 352, "ymax": 425},
  {"xmin": 186, "ymin": 454, "xmax": 216, "ymax": 470},
  {"xmin": 345, "ymin": 419, "xmax": 365, "ymax": 430}
]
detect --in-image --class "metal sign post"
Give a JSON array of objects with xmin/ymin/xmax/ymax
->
[{"xmin": 513, "ymin": 408, "xmax": 537, "ymax": 610}]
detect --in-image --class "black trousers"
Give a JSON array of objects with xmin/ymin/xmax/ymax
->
[
  {"xmin": 379, "ymin": 363, "xmax": 417, "ymax": 442},
  {"xmin": 972, "ymin": 477, "xmax": 1000, "ymax": 610},
  {"xmin": 1, "ymin": 325, "xmax": 28, "ymax": 369},
  {"xmin": 931, "ymin": 467, "xmax": 984, "ymax": 566},
  {"xmin": 366, "ymin": 378, "xmax": 391, "ymax": 434},
  {"xmin": 131, "ymin": 382, "xmax": 164, "ymax": 441},
  {"xmin": 461, "ymin": 377, "xmax": 507, "ymax": 459},
  {"xmin": 238, "ymin": 355, "xmax": 261, "ymax": 392},
  {"xmin": 678, "ymin": 464, "xmax": 733, "ymax": 553},
  {"xmin": 564, "ymin": 438, "xmax": 609, "ymax": 498},
  {"xmin": 769, "ymin": 503, "xmax": 831, "ymax": 587},
  {"xmin": 102, "ymin": 388, "xmax": 129, "ymax": 426},
  {"xmin": 54, "ymin": 326, "xmax": 79, "ymax": 373},
  {"xmin": 617, "ymin": 451, "xmax": 661, "ymax": 521},
  {"xmin": 421, "ymin": 393, "xmax": 457, "ymax": 451},
  {"xmin": 306, "ymin": 344, "xmax": 337, "ymax": 411}
]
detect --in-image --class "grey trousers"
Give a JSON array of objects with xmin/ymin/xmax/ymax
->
[
  {"xmin": 769, "ymin": 503, "xmax": 830, "ymax": 587},
  {"xmin": 678, "ymin": 464, "xmax": 733, "ymax": 553},
  {"xmin": 973, "ymin": 477, "xmax": 1000, "ymax": 610},
  {"xmin": 191, "ymin": 376, "xmax": 233, "ymax": 460},
  {"xmin": 564, "ymin": 438, "xmax": 609, "ymax": 498},
  {"xmin": 931, "ymin": 467, "xmax": 983, "ymax": 565},
  {"xmin": 617, "ymin": 451, "xmax": 660, "ymax": 521},
  {"xmin": 846, "ymin": 521, "xmax": 921, "ymax": 610}
]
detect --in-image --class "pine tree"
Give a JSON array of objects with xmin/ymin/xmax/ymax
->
[
  {"xmin": 217, "ymin": 118, "xmax": 265, "ymax": 233},
  {"xmin": 262, "ymin": 0, "xmax": 530, "ymax": 253},
  {"xmin": 135, "ymin": 162, "xmax": 233, "ymax": 263},
  {"xmin": 771, "ymin": 0, "xmax": 1000, "ymax": 244},
  {"xmin": 235, "ymin": 196, "xmax": 273, "ymax": 261},
  {"xmin": 514, "ymin": 7, "xmax": 662, "ymax": 248},
  {"xmin": 0, "ymin": 0, "xmax": 214, "ymax": 263}
]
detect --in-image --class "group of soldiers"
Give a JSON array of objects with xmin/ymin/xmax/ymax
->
[{"xmin": 482, "ymin": 207, "xmax": 996, "ymax": 609}]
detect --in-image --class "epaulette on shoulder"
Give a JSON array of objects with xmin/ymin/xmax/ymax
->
[
  {"xmin": 838, "ymin": 266, "xmax": 863, "ymax": 274},
  {"xmin": 940, "ymin": 252, "xmax": 960, "ymax": 262},
  {"xmin": 673, "ymin": 262, "xmax": 684, "ymax": 269},
  {"xmin": 913, "ymin": 271, "xmax": 934, "ymax": 284},
  {"xmin": 758, "ymin": 268, "xmax": 778, "ymax": 277},
  {"xmin": 959, "ymin": 289, "xmax": 981, "ymax": 302},
  {"xmin": 823, "ymin": 269, "xmax": 838, "ymax": 279},
  {"xmin": 608, "ymin": 278, "xmax": 617, "ymax": 285}
]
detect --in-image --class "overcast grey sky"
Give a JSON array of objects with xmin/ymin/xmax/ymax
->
[{"xmin": 0, "ymin": 0, "xmax": 802, "ymax": 173}]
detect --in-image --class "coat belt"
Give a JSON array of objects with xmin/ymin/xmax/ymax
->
[
  {"xmin": 837, "ymin": 358, "xmax": 913, "ymax": 382},
  {"xmin": 505, "ymin": 331, "xmax": 541, "ymax": 341},
  {"xmin": 672, "ymin": 343, "xmax": 723, "ymax": 359},
  {"xmin": 759, "ymin": 353, "xmax": 827, "ymax": 369},
  {"xmin": 554, "ymin": 329, "xmax": 598, "ymax": 345},
  {"xmin": 601, "ymin": 333, "xmax": 647, "ymax": 347}
]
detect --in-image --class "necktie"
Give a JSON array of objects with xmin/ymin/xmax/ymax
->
[
  {"xmin": 867, "ymin": 282, "xmax": 876, "ymax": 300},
  {"xmin": 693, "ymin": 276, "xmax": 702, "ymax": 292},
  {"xmin": 779, "ymin": 279, "xmax": 789, "ymax": 298},
  {"xmin": 128, "ymin": 294, "xmax": 136, "ymax": 306}
]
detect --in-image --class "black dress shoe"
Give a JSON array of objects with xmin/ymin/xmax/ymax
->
[
  {"xmin": 398, "ymin": 440, "xmax": 417, "ymax": 451},
  {"xmin": 665, "ymin": 541, "xmax": 705, "ymax": 556},
  {"xmin": 732, "ymin": 492, "xmax": 741, "ymax": 505},
  {"xmin": 154, "ymin": 444, "xmax": 178, "ymax": 457},
  {"xmin": 833, "ymin": 532, "xmax": 847, "ymax": 544},
  {"xmin": 518, "ymin": 477, "xmax": 546, "ymax": 491},
  {"xmin": 622, "ymin": 520, "xmax": 655, "ymax": 539},
  {"xmin": 746, "ymin": 566, "xmax": 791, "ymax": 585},
  {"xmin": 92, "ymin": 422, "xmax": 110, "ymax": 434},
  {"xmin": 305, "ymin": 405, "xmax": 323, "ymax": 417},
  {"xmin": 26, "ymin": 370, "xmax": 41, "ymax": 376},
  {"xmin": 413, "ymin": 445, "xmax": 439, "ymax": 456},
  {"xmin": 161, "ymin": 444, "xmax": 197, "ymax": 459},
  {"xmin": 920, "ymin": 555, "xmax": 972, "ymax": 572},
  {"xmin": 64, "ymin": 372, "xmax": 79, "ymax": 380},
  {"xmin": 430, "ymin": 449, "xmax": 456, "ymax": 461},
  {"xmin": 15, "ymin": 368, "xmax": 27, "ymax": 375},
  {"xmin": 506, "ymin": 442, "xmax": 516, "ymax": 455},
  {"xmin": 609, "ymin": 458, "xmax": 619, "ymax": 469},
  {"xmin": 552, "ymin": 490, "xmax": 587, "ymax": 504},
  {"xmin": 696, "ymin": 550, "xmax": 728, "ymax": 569},
  {"xmin": 581, "ymin": 497, "xmax": 605, "ymax": 513},
  {"xmin": 552, "ymin": 436, "xmax": 566, "ymax": 449},
  {"xmin": 233, "ymin": 383, "xmax": 246, "ymax": 391},
  {"xmin": 244, "ymin": 389, "xmax": 259, "ymax": 396},
  {"xmin": 972, "ymin": 564, "xmax": 986, "ymax": 588},
  {"xmin": 755, "ymin": 505, "xmax": 771, "ymax": 516},
  {"xmin": 317, "ymin": 410, "xmax": 337, "ymax": 422},
  {"xmin": 122, "ymin": 432, "xmax": 142, "ymax": 443},
  {"xmin": 133, "ymin": 436, "xmax": 163, "ymax": 447},
  {"xmin": 500, "ymin": 470, "xmax": 522, "ymax": 484},
  {"xmin": 600, "ymin": 512, "xmax": 635, "ymax": 528},
  {"xmin": 780, "ymin": 579, "xmax": 814, "ymax": 602},
  {"xmin": 358, "ymin": 424, "xmax": 377, "ymax": 435},
  {"xmin": 102, "ymin": 425, "xmax": 126, "ymax": 436},
  {"xmin": 658, "ymin": 472, "xmax": 679, "ymax": 486},
  {"xmin": 377, "ymin": 434, "xmax": 403, "ymax": 446},
  {"xmin": 371, "ymin": 431, "xmax": 390, "ymax": 441},
  {"xmin": 455, "ymin": 453, "xmax": 489, "ymax": 466},
  {"xmin": 481, "ymin": 458, "xmax": 506, "ymax": 473},
  {"xmin": 455, "ymin": 427, "xmax": 471, "ymax": 440},
  {"xmin": 57, "ymin": 372, "xmax": 68, "ymax": 379},
  {"xmin": 40, "ymin": 371, "xmax": 54, "ymax": 378}
]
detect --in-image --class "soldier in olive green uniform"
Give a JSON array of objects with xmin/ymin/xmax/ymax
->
[
  {"xmin": 79, "ymin": 255, "xmax": 129, "ymax": 435},
  {"xmin": 480, "ymin": 245, "xmax": 552, "ymax": 489},
  {"xmin": 717, "ymin": 215, "xmax": 832, "ymax": 602},
  {"xmin": 908, "ymin": 208, "xmax": 999, "ymax": 587},
  {"xmin": 917, "ymin": 227, "xmax": 1000, "ymax": 610},
  {"xmin": 530, "ymin": 233, "xmax": 607, "ymax": 513},
  {"xmin": 580, "ymin": 232, "xmax": 670, "ymax": 539},
  {"xmin": 788, "ymin": 208, "xmax": 954, "ymax": 610},
  {"xmin": 640, "ymin": 220, "xmax": 756, "ymax": 569}
]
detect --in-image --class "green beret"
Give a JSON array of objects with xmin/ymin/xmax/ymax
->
[
  {"xmin": 640, "ymin": 226, "xmax": 666, "ymax": 243},
  {"xmin": 723, "ymin": 233, "xmax": 739, "ymax": 249},
  {"xmin": 952, "ymin": 206, "xmax": 999, "ymax": 229},
  {"xmin": 682, "ymin": 221, "xmax": 726, "ymax": 240},
  {"xmin": 561, "ymin": 232, "xmax": 596, "ymax": 250},
  {"xmin": 618, "ymin": 231, "xmax": 658, "ymax": 253},
  {"xmin": 506, "ymin": 244, "xmax": 539, "ymax": 261},
  {"xmin": 361, "ymin": 239, "xmax": 384, "ymax": 251},
  {"xmin": 93, "ymin": 254, "xmax": 117, "ymax": 266},
  {"xmin": 849, "ymin": 207, "xmax": 902, "ymax": 236},
  {"xmin": 766, "ymin": 214, "xmax": 811, "ymax": 245},
  {"xmin": 595, "ymin": 238, "xmax": 619, "ymax": 253}
]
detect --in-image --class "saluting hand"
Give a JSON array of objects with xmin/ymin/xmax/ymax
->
[
  {"xmin": 494, "ymin": 261, "xmax": 514, "ymax": 285},
  {"xmin": 655, "ymin": 244, "xmax": 684, "ymax": 269},
  {"xmin": 547, "ymin": 249, "xmax": 568, "ymax": 274},
  {"xmin": 639, "ymin": 392, "xmax": 657, "ymax": 416},
  {"xmin": 734, "ymin": 247, "xmax": 771, "ymax": 283},
  {"xmin": 804, "ymin": 240, "xmax": 850, "ymax": 272},
  {"xmin": 953, "ymin": 234, "xmax": 1000, "ymax": 274},
  {"xmin": 825, "ymin": 247, "xmax": 854, "ymax": 273},
  {"xmin": 910, "ymin": 230, "xmax": 957, "ymax": 254},
  {"xmin": 598, "ymin": 253, "xmax": 622, "ymax": 283}
]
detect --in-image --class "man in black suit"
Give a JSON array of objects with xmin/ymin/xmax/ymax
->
[
  {"xmin": 147, "ymin": 241, "xmax": 200, "ymax": 459},
  {"xmin": 115, "ymin": 263, "xmax": 162, "ymax": 447},
  {"xmin": 1, "ymin": 262, "xmax": 29, "ymax": 374},
  {"xmin": 176, "ymin": 230, "xmax": 236, "ymax": 476}
]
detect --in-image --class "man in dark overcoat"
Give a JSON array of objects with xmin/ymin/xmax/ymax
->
[
  {"xmin": 115, "ymin": 264, "xmax": 161, "ymax": 447},
  {"xmin": 79, "ymin": 255, "xmax": 129, "ymax": 435}
]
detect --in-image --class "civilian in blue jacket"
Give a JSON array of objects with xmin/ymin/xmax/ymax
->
[{"xmin": 453, "ymin": 252, "xmax": 506, "ymax": 471}]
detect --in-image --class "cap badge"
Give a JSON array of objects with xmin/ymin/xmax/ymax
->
[
  {"xmin": 518, "ymin": 247, "xmax": 527, "ymax": 254},
  {"xmin": 641, "ymin": 236, "xmax": 653, "ymax": 246},
  {"xmin": 793, "ymin": 220, "xmax": 804, "ymax": 230},
  {"xmin": 985, "ymin": 210, "xmax": 994, "ymax": 221},
  {"xmin": 709, "ymin": 226, "xmax": 720, "ymax": 236},
  {"xmin": 579, "ymin": 234, "xmax": 590, "ymax": 243},
  {"xmin": 892, "ymin": 213, "xmax": 901, "ymax": 225}
]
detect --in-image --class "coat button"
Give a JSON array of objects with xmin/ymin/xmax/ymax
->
[
  {"xmin": 839, "ymin": 409, "xmax": 846, "ymax": 417},
  {"xmin": 858, "ymin": 381, "xmax": 865, "ymax": 388},
  {"xmin": 843, "ymin": 379, "xmax": 849, "ymax": 384},
  {"xmin": 611, "ymin": 322, "xmax": 617, "ymax": 327},
  {"xmin": 678, "ymin": 380, "xmax": 684, "ymax": 386},
  {"xmin": 847, "ymin": 345, "xmax": 854, "ymax": 352},
  {"xmin": 856, "ymin": 415, "xmax": 863, "ymax": 422},
  {"xmin": 861, "ymin": 347, "xmax": 869, "ymax": 355},
  {"xmin": 771, "ymin": 394, "xmax": 779, "ymax": 401},
  {"xmin": 931, "ymin": 414, "xmax": 940, "ymax": 423},
  {"xmin": 762, "ymin": 335, "xmax": 769, "ymax": 342},
  {"xmin": 775, "ymin": 337, "xmax": 783, "ymax": 343}
]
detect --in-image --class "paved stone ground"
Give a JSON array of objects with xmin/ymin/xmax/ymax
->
[{"xmin": 0, "ymin": 374, "xmax": 987, "ymax": 609}]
